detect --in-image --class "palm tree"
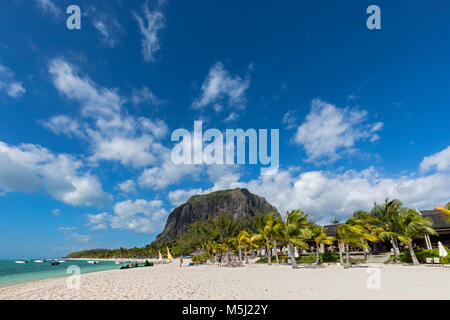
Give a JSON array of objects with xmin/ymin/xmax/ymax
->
[
  {"xmin": 435, "ymin": 204, "xmax": 450, "ymax": 223},
  {"xmin": 396, "ymin": 209, "xmax": 438, "ymax": 265},
  {"xmin": 254, "ymin": 212, "xmax": 281, "ymax": 265},
  {"xmin": 224, "ymin": 237, "xmax": 237, "ymax": 264},
  {"xmin": 330, "ymin": 217, "xmax": 340, "ymax": 224},
  {"xmin": 336, "ymin": 223, "xmax": 372, "ymax": 265},
  {"xmin": 237, "ymin": 230, "xmax": 251, "ymax": 264},
  {"xmin": 278, "ymin": 210, "xmax": 312, "ymax": 269},
  {"xmin": 311, "ymin": 225, "xmax": 335, "ymax": 264},
  {"xmin": 370, "ymin": 198, "xmax": 403, "ymax": 257}
]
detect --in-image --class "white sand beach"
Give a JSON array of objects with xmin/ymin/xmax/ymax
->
[{"xmin": 0, "ymin": 261, "xmax": 449, "ymax": 300}]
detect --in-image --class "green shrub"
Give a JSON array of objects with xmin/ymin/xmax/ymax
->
[
  {"xmin": 191, "ymin": 252, "xmax": 213, "ymax": 264},
  {"xmin": 322, "ymin": 251, "xmax": 340, "ymax": 262},
  {"xmin": 399, "ymin": 248, "xmax": 450, "ymax": 264},
  {"xmin": 256, "ymin": 254, "xmax": 288, "ymax": 263}
]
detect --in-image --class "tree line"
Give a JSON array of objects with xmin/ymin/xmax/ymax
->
[{"xmin": 67, "ymin": 199, "xmax": 450, "ymax": 267}]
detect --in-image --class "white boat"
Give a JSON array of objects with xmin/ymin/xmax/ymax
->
[
  {"xmin": 58, "ymin": 260, "xmax": 66, "ymax": 263},
  {"xmin": 15, "ymin": 261, "xmax": 27, "ymax": 264},
  {"xmin": 87, "ymin": 260, "xmax": 99, "ymax": 264},
  {"xmin": 34, "ymin": 260, "xmax": 43, "ymax": 263}
]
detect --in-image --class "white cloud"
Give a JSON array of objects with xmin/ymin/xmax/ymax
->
[
  {"xmin": 86, "ymin": 212, "xmax": 109, "ymax": 230},
  {"xmin": 35, "ymin": 0, "xmax": 62, "ymax": 19},
  {"xmin": 192, "ymin": 62, "xmax": 250, "ymax": 110},
  {"xmin": 41, "ymin": 115, "xmax": 85, "ymax": 139},
  {"xmin": 294, "ymin": 99, "xmax": 383, "ymax": 164},
  {"xmin": 170, "ymin": 146, "xmax": 450, "ymax": 223},
  {"xmin": 116, "ymin": 180, "xmax": 136, "ymax": 194},
  {"xmin": 86, "ymin": 199, "xmax": 169, "ymax": 234},
  {"xmin": 58, "ymin": 226, "xmax": 75, "ymax": 231},
  {"xmin": 52, "ymin": 209, "xmax": 60, "ymax": 216},
  {"xmin": 133, "ymin": 4, "xmax": 165, "ymax": 63},
  {"xmin": 138, "ymin": 160, "xmax": 201, "ymax": 190},
  {"xmin": 93, "ymin": 18, "xmax": 123, "ymax": 48},
  {"xmin": 420, "ymin": 146, "xmax": 450, "ymax": 172},
  {"xmin": 46, "ymin": 58, "xmax": 168, "ymax": 168},
  {"xmin": 0, "ymin": 64, "xmax": 25, "ymax": 98},
  {"xmin": 168, "ymin": 188, "xmax": 203, "ymax": 206},
  {"xmin": 68, "ymin": 233, "xmax": 91, "ymax": 243},
  {"xmin": 0, "ymin": 141, "xmax": 112, "ymax": 207},
  {"xmin": 132, "ymin": 86, "xmax": 166, "ymax": 106},
  {"xmin": 223, "ymin": 112, "xmax": 239, "ymax": 123},
  {"xmin": 282, "ymin": 110, "xmax": 298, "ymax": 129}
]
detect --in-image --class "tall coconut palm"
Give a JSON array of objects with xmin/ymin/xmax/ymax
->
[
  {"xmin": 336, "ymin": 223, "xmax": 370, "ymax": 265},
  {"xmin": 237, "ymin": 230, "xmax": 251, "ymax": 264},
  {"xmin": 278, "ymin": 210, "xmax": 312, "ymax": 269},
  {"xmin": 311, "ymin": 225, "xmax": 335, "ymax": 264},
  {"xmin": 254, "ymin": 212, "xmax": 282, "ymax": 265},
  {"xmin": 370, "ymin": 198, "xmax": 403, "ymax": 257},
  {"xmin": 396, "ymin": 209, "xmax": 438, "ymax": 265}
]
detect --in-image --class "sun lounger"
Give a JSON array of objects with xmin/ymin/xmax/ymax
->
[{"xmin": 433, "ymin": 257, "xmax": 441, "ymax": 266}]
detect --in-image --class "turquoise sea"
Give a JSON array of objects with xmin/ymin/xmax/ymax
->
[{"xmin": 0, "ymin": 259, "xmax": 120, "ymax": 287}]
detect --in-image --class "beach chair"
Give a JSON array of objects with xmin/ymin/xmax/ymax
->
[
  {"xmin": 433, "ymin": 257, "xmax": 441, "ymax": 266},
  {"xmin": 426, "ymin": 258, "xmax": 433, "ymax": 266}
]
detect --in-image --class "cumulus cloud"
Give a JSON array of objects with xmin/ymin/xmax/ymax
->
[
  {"xmin": 192, "ymin": 62, "xmax": 250, "ymax": 110},
  {"xmin": 169, "ymin": 146, "xmax": 450, "ymax": 223},
  {"xmin": 87, "ymin": 199, "xmax": 169, "ymax": 234},
  {"xmin": 52, "ymin": 209, "xmax": 60, "ymax": 216},
  {"xmin": 294, "ymin": 99, "xmax": 383, "ymax": 164},
  {"xmin": 0, "ymin": 141, "xmax": 112, "ymax": 207},
  {"xmin": 45, "ymin": 58, "xmax": 168, "ymax": 168},
  {"xmin": 116, "ymin": 180, "xmax": 137, "ymax": 194},
  {"xmin": 133, "ymin": 3, "xmax": 165, "ymax": 63},
  {"xmin": 168, "ymin": 188, "xmax": 203, "ymax": 206},
  {"xmin": 0, "ymin": 64, "xmax": 25, "ymax": 98},
  {"xmin": 86, "ymin": 212, "xmax": 109, "ymax": 230},
  {"xmin": 420, "ymin": 146, "xmax": 450, "ymax": 172}
]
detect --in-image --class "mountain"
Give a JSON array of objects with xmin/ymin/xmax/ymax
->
[{"xmin": 153, "ymin": 188, "xmax": 279, "ymax": 244}]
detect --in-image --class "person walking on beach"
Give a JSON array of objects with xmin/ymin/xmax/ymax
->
[
  {"xmin": 179, "ymin": 256, "xmax": 183, "ymax": 267},
  {"xmin": 218, "ymin": 255, "xmax": 222, "ymax": 267}
]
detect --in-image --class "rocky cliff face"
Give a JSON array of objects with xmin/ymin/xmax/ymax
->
[{"xmin": 153, "ymin": 188, "xmax": 279, "ymax": 244}]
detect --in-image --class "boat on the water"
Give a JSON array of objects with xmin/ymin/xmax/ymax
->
[
  {"xmin": 51, "ymin": 261, "xmax": 60, "ymax": 266},
  {"xmin": 15, "ymin": 260, "xmax": 27, "ymax": 264},
  {"xmin": 34, "ymin": 260, "xmax": 43, "ymax": 263},
  {"xmin": 87, "ymin": 260, "xmax": 99, "ymax": 264},
  {"xmin": 58, "ymin": 260, "xmax": 66, "ymax": 263}
]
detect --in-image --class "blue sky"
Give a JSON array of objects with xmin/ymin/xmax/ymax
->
[{"xmin": 0, "ymin": 0, "xmax": 449, "ymax": 259}]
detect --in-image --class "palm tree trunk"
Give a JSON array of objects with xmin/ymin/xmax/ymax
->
[
  {"xmin": 238, "ymin": 244, "xmax": 242, "ymax": 263},
  {"xmin": 338, "ymin": 242, "xmax": 344, "ymax": 265},
  {"xmin": 244, "ymin": 248, "xmax": 249, "ymax": 264},
  {"xmin": 265, "ymin": 238, "xmax": 272, "ymax": 265},
  {"xmin": 345, "ymin": 243, "xmax": 350, "ymax": 265},
  {"xmin": 274, "ymin": 239, "xmax": 279, "ymax": 264},
  {"xmin": 316, "ymin": 245, "xmax": 321, "ymax": 264},
  {"xmin": 288, "ymin": 243, "xmax": 298, "ymax": 269},
  {"xmin": 408, "ymin": 245, "xmax": 420, "ymax": 265},
  {"xmin": 390, "ymin": 237, "xmax": 399, "ymax": 258}
]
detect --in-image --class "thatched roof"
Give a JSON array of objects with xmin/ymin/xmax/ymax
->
[
  {"xmin": 323, "ymin": 209, "xmax": 450, "ymax": 236},
  {"xmin": 190, "ymin": 249, "xmax": 205, "ymax": 256}
]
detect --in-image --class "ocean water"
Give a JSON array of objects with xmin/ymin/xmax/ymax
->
[{"xmin": 0, "ymin": 259, "xmax": 120, "ymax": 287}]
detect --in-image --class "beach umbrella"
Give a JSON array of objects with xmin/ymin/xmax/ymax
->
[{"xmin": 438, "ymin": 241, "xmax": 448, "ymax": 258}]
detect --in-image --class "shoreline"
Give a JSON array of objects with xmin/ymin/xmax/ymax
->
[{"xmin": 1, "ymin": 261, "xmax": 449, "ymax": 300}]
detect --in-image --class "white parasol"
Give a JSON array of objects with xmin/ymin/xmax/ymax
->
[{"xmin": 438, "ymin": 241, "xmax": 448, "ymax": 257}]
